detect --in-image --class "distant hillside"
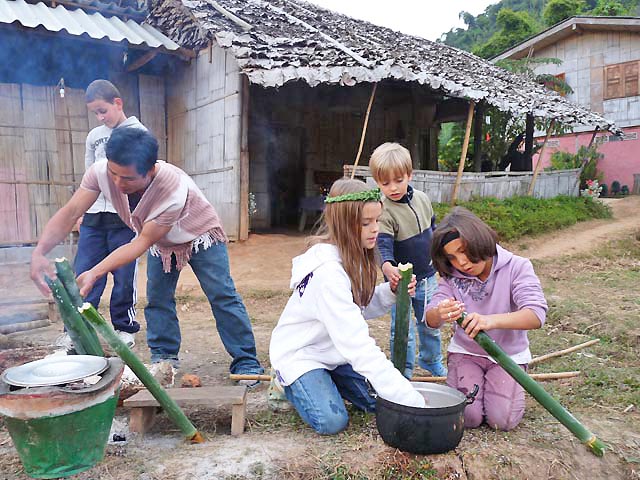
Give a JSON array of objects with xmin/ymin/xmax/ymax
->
[{"xmin": 442, "ymin": 0, "xmax": 640, "ymax": 57}]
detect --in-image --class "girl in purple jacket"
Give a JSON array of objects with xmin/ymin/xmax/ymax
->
[{"xmin": 425, "ymin": 207, "xmax": 547, "ymax": 431}]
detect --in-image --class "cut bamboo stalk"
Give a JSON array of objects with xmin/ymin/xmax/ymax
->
[
  {"xmin": 411, "ymin": 371, "xmax": 581, "ymax": 382},
  {"xmin": 54, "ymin": 258, "xmax": 104, "ymax": 356},
  {"xmin": 45, "ymin": 276, "xmax": 103, "ymax": 356},
  {"xmin": 392, "ymin": 263, "xmax": 413, "ymax": 374},
  {"xmin": 79, "ymin": 303, "xmax": 203, "ymax": 443},
  {"xmin": 457, "ymin": 313, "xmax": 606, "ymax": 457},
  {"xmin": 530, "ymin": 339, "xmax": 599, "ymax": 365},
  {"xmin": 230, "ymin": 374, "xmax": 272, "ymax": 382},
  {"xmin": 451, "ymin": 101, "xmax": 475, "ymax": 205}
]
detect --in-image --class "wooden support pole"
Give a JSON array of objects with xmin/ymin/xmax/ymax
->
[
  {"xmin": 472, "ymin": 103, "xmax": 484, "ymax": 172},
  {"xmin": 239, "ymin": 75, "xmax": 250, "ymax": 241},
  {"xmin": 527, "ymin": 119, "xmax": 555, "ymax": 196},
  {"xmin": 450, "ymin": 101, "xmax": 475, "ymax": 205},
  {"xmin": 351, "ymin": 83, "xmax": 378, "ymax": 179},
  {"xmin": 530, "ymin": 339, "xmax": 599, "ymax": 365},
  {"xmin": 524, "ymin": 113, "xmax": 535, "ymax": 171}
]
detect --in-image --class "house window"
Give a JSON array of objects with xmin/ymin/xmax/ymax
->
[{"xmin": 604, "ymin": 60, "xmax": 640, "ymax": 100}]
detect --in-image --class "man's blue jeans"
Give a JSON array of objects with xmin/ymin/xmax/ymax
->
[
  {"xmin": 145, "ymin": 241, "xmax": 263, "ymax": 374},
  {"xmin": 284, "ymin": 365, "xmax": 376, "ymax": 435},
  {"xmin": 390, "ymin": 275, "xmax": 444, "ymax": 378},
  {"xmin": 74, "ymin": 224, "xmax": 139, "ymax": 333}
]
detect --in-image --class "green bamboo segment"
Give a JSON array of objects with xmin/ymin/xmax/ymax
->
[
  {"xmin": 45, "ymin": 276, "xmax": 104, "ymax": 356},
  {"xmin": 392, "ymin": 263, "xmax": 413, "ymax": 373},
  {"xmin": 79, "ymin": 303, "xmax": 202, "ymax": 443},
  {"xmin": 457, "ymin": 313, "xmax": 606, "ymax": 457},
  {"xmin": 54, "ymin": 258, "xmax": 103, "ymax": 354}
]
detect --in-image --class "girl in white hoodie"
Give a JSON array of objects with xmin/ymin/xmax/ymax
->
[{"xmin": 269, "ymin": 179, "xmax": 425, "ymax": 435}]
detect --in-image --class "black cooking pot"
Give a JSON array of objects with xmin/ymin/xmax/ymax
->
[{"xmin": 376, "ymin": 382, "xmax": 478, "ymax": 454}]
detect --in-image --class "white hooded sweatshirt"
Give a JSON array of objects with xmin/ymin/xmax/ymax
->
[{"xmin": 269, "ymin": 243, "xmax": 425, "ymax": 408}]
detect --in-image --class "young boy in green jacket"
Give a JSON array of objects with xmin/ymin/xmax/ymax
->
[{"xmin": 370, "ymin": 142, "xmax": 446, "ymax": 378}]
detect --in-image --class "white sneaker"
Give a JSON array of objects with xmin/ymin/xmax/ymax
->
[
  {"xmin": 54, "ymin": 332, "xmax": 74, "ymax": 350},
  {"xmin": 116, "ymin": 330, "xmax": 136, "ymax": 348}
]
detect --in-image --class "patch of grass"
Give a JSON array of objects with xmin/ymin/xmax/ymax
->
[{"xmin": 433, "ymin": 195, "xmax": 611, "ymax": 241}]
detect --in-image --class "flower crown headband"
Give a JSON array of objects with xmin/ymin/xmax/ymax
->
[{"xmin": 324, "ymin": 188, "xmax": 381, "ymax": 204}]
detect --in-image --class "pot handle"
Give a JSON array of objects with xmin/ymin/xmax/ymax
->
[{"xmin": 465, "ymin": 384, "xmax": 479, "ymax": 405}]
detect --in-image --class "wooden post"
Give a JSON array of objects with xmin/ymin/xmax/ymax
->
[
  {"xmin": 239, "ymin": 75, "xmax": 250, "ymax": 240},
  {"xmin": 527, "ymin": 119, "xmax": 555, "ymax": 196},
  {"xmin": 524, "ymin": 113, "xmax": 535, "ymax": 171},
  {"xmin": 350, "ymin": 83, "xmax": 377, "ymax": 179},
  {"xmin": 450, "ymin": 101, "xmax": 475, "ymax": 205},
  {"xmin": 472, "ymin": 103, "xmax": 484, "ymax": 172}
]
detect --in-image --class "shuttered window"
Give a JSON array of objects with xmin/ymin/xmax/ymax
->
[{"xmin": 605, "ymin": 60, "xmax": 640, "ymax": 100}]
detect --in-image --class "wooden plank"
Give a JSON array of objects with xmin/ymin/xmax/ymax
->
[
  {"xmin": 139, "ymin": 75, "xmax": 167, "ymax": 161},
  {"xmin": 123, "ymin": 386, "xmax": 247, "ymax": 407}
]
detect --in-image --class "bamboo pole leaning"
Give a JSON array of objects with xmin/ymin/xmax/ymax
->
[
  {"xmin": 527, "ymin": 119, "xmax": 556, "ymax": 196},
  {"xmin": 350, "ymin": 83, "xmax": 378, "ymax": 179},
  {"xmin": 79, "ymin": 303, "xmax": 203, "ymax": 443},
  {"xmin": 450, "ymin": 101, "xmax": 475, "ymax": 205},
  {"xmin": 54, "ymin": 258, "xmax": 104, "ymax": 356},
  {"xmin": 457, "ymin": 313, "xmax": 606, "ymax": 457},
  {"xmin": 45, "ymin": 276, "xmax": 103, "ymax": 356},
  {"xmin": 530, "ymin": 339, "xmax": 599, "ymax": 366},
  {"xmin": 391, "ymin": 263, "xmax": 413, "ymax": 373}
]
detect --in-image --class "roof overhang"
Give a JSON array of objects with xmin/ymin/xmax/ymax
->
[
  {"xmin": 493, "ymin": 16, "xmax": 640, "ymax": 61},
  {"xmin": 0, "ymin": 0, "xmax": 194, "ymax": 58}
]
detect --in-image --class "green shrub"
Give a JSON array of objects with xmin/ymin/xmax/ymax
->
[
  {"xmin": 433, "ymin": 195, "xmax": 611, "ymax": 241},
  {"xmin": 611, "ymin": 180, "xmax": 621, "ymax": 194},
  {"xmin": 547, "ymin": 145, "xmax": 603, "ymax": 189},
  {"xmin": 621, "ymin": 185, "xmax": 630, "ymax": 195}
]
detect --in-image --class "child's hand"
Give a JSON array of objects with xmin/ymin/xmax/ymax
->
[
  {"xmin": 436, "ymin": 298, "xmax": 464, "ymax": 324},
  {"xmin": 459, "ymin": 312, "xmax": 493, "ymax": 338},
  {"xmin": 407, "ymin": 274, "xmax": 417, "ymax": 297},
  {"xmin": 382, "ymin": 262, "xmax": 400, "ymax": 288}
]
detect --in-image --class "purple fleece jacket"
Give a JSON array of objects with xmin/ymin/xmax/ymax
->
[{"xmin": 427, "ymin": 245, "xmax": 547, "ymax": 358}]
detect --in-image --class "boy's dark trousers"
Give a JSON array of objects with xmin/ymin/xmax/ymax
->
[{"xmin": 74, "ymin": 213, "xmax": 140, "ymax": 334}]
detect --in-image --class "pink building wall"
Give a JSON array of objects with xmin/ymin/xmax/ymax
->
[{"xmin": 534, "ymin": 126, "xmax": 640, "ymax": 190}]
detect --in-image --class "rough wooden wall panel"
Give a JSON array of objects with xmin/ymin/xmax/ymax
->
[{"xmin": 139, "ymin": 75, "xmax": 167, "ymax": 162}]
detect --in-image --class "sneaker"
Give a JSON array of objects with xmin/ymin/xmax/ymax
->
[
  {"xmin": 116, "ymin": 330, "xmax": 136, "ymax": 348},
  {"xmin": 422, "ymin": 362, "xmax": 448, "ymax": 377},
  {"xmin": 54, "ymin": 332, "xmax": 74, "ymax": 350}
]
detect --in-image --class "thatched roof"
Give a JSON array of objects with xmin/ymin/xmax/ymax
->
[{"xmin": 148, "ymin": 0, "xmax": 617, "ymax": 131}]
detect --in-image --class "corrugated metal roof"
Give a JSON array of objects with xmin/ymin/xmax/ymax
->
[{"xmin": 0, "ymin": 0, "xmax": 181, "ymax": 52}]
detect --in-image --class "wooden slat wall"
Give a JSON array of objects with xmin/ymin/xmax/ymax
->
[
  {"xmin": 346, "ymin": 166, "xmax": 580, "ymax": 203},
  {"xmin": 167, "ymin": 45, "xmax": 242, "ymax": 239},
  {"xmin": 139, "ymin": 75, "xmax": 167, "ymax": 161},
  {"xmin": 0, "ymin": 73, "xmax": 166, "ymax": 244}
]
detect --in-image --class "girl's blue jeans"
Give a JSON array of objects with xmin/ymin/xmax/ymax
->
[
  {"xmin": 390, "ymin": 275, "xmax": 445, "ymax": 378},
  {"xmin": 145, "ymin": 241, "xmax": 263, "ymax": 375},
  {"xmin": 284, "ymin": 365, "xmax": 376, "ymax": 435}
]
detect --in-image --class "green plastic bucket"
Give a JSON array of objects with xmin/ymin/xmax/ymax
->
[{"xmin": 0, "ymin": 358, "xmax": 124, "ymax": 479}]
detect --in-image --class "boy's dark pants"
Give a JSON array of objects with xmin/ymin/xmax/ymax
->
[{"xmin": 74, "ymin": 213, "xmax": 139, "ymax": 333}]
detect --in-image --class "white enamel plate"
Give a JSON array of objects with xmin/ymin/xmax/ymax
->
[{"xmin": 1, "ymin": 355, "xmax": 109, "ymax": 387}]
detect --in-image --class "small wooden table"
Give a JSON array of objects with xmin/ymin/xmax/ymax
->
[{"xmin": 123, "ymin": 386, "xmax": 248, "ymax": 436}]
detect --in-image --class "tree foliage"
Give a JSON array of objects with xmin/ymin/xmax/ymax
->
[
  {"xmin": 473, "ymin": 9, "xmax": 539, "ymax": 59},
  {"xmin": 543, "ymin": 0, "xmax": 586, "ymax": 26},
  {"xmin": 546, "ymin": 145, "xmax": 604, "ymax": 188}
]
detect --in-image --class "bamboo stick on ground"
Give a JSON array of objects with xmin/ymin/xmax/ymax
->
[
  {"xmin": 54, "ymin": 258, "xmax": 104, "ymax": 356},
  {"xmin": 45, "ymin": 276, "xmax": 103, "ymax": 356},
  {"xmin": 457, "ymin": 313, "xmax": 606, "ymax": 457},
  {"xmin": 411, "ymin": 371, "xmax": 581, "ymax": 382},
  {"xmin": 79, "ymin": 303, "xmax": 203, "ymax": 443},
  {"xmin": 530, "ymin": 339, "xmax": 599, "ymax": 365},
  {"xmin": 392, "ymin": 263, "xmax": 413, "ymax": 373}
]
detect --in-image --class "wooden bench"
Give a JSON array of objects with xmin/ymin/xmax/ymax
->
[{"xmin": 123, "ymin": 386, "xmax": 248, "ymax": 436}]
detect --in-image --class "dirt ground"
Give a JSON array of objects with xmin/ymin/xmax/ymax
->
[{"xmin": 1, "ymin": 196, "xmax": 639, "ymax": 479}]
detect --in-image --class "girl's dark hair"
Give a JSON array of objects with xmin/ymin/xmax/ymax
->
[
  {"xmin": 85, "ymin": 79, "xmax": 121, "ymax": 103},
  {"xmin": 431, "ymin": 207, "xmax": 498, "ymax": 278},
  {"xmin": 105, "ymin": 128, "xmax": 158, "ymax": 175}
]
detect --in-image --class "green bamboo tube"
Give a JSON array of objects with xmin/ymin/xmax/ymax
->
[
  {"xmin": 392, "ymin": 263, "xmax": 413, "ymax": 373},
  {"xmin": 45, "ymin": 276, "xmax": 103, "ymax": 356},
  {"xmin": 456, "ymin": 313, "xmax": 606, "ymax": 457},
  {"xmin": 54, "ymin": 258, "xmax": 104, "ymax": 356},
  {"xmin": 79, "ymin": 303, "xmax": 203, "ymax": 443}
]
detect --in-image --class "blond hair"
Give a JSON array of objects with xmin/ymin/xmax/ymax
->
[
  {"xmin": 310, "ymin": 178, "xmax": 380, "ymax": 307},
  {"xmin": 369, "ymin": 142, "xmax": 413, "ymax": 183}
]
